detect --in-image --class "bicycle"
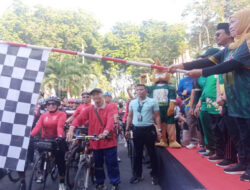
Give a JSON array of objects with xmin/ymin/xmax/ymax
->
[
  {"xmin": 28, "ymin": 139, "xmax": 59, "ymax": 190},
  {"xmin": 65, "ymin": 126, "xmax": 89, "ymax": 189},
  {"xmin": 0, "ymin": 168, "xmax": 20, "ymax": 182},
  {"xmin": 66, "ymin": 134, "xmax": 98, "ymax": 190}
]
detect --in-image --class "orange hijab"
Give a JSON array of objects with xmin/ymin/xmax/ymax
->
[{"xmin": 229, "ymin": 8, "xmax": 250, "ymax": 50}]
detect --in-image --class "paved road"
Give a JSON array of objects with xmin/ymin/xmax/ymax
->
[{"xmin": 1, "ymin": 138, "xmax": 161, "ymax": 190}]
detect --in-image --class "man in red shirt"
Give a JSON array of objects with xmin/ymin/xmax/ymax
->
[
  {"xmin": 104, "ymin": 91, "xmax": 122, "ymax": 162},
  {"xmin": 67, "ymin": 88, "xmax": 120, "ymax": 190},
  {"xmin": 66, "ymin": 91, "xmax": 92, "ymax": 124}
]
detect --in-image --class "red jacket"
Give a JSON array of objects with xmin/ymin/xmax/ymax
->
[
  {"xmin": 73, "ymin": 103, "xmax": 92, "ymax": 117},
  {"xmin": 107, "ymin": 102, "xmax": 118, "ymax": 114},
  {"xmin": 72, "ymin": 104, "xmax": 116, "ymax": 150},
  {"xmin": 30, "ymin": 110, "xmax": 66, "ymax": 139}
]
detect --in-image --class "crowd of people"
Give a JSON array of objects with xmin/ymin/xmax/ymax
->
[
  {"xmin": 169, "ymin": 8, "xmax": 250, "ymax": 183},
  {"xmin": 2, "ymin": 7, "xmax": 249, "ymax": 190}
]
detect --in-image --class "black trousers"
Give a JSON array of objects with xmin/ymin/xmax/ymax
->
[
  {"xmin": 175, "ymin": 120, "xmax": 181, "ymax": 144},
  {"xmin": 208, "ymin": 114, "xmax": 225, "ymax": 157},
  {"xmin": 54, "ymin": 149, "xmax": 66, "ymax": 177},
  {"xmin": 133, "ymin": 125, "xmax": 157, "ymax": 178},
  {"xmin": 234, "ymin": 117, "xmax": 250, "ymax": 169},
  {"xmin": 221, "ymin": 106, "xmax": 240, "ymax": 162}
]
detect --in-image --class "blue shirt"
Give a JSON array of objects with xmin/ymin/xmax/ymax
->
[
  {"xmin": 129, "ymin": 97, "xmax": 159, "ymax": 127},
  {"xmin": 177, "ymin": 76, "xmax": 194, "ymax": 97}
]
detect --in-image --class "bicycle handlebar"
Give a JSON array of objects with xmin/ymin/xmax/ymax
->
[{"xmin": 73, "ymin": 135, "xmax": 99, "ymax": 141}]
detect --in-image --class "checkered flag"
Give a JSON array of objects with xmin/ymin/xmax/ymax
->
[{"xmin": 0, "ymin": 43, "xmax": 50, "ymax": 171}]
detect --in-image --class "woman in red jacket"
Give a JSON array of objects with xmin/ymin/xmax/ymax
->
[{"xmin": 30, "ymin": 96, "xmax": 67, "ymax": 190}]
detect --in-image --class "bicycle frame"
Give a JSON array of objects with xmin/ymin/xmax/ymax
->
[{"xmin": 69, "ymin": 135, "xmax": 97, "ymax": 190}]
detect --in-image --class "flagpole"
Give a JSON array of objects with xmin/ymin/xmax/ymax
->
[{"xmin": 1, "ymin": 41, "xmax": 187, "ymax": 73}]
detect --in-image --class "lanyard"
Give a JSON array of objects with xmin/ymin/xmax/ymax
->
[{"xmin": 137, "ymin": 100, "xmax": 145, "ymax": 113}]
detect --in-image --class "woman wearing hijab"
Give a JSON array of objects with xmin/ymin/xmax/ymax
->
[{"xmin": 168, "ymin": 8, "xmax": 250, "ymax": 182}]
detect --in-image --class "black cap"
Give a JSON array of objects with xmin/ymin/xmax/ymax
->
[{"xmin": 90, "ymin": 88, "xmax": 103, "ymax": 95}]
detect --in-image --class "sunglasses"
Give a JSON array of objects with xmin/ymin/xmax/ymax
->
[
  {"xmin": 47, "ymin": 102, "xmax": 57, "ymax": 106},
  {"xmin": 82, "ymin": 96, "xmax": 90, "ymax": 98}
]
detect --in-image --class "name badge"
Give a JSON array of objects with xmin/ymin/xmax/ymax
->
[{"xmin": 138, "ymin": 115, "xmax": 143, "ymax": 122}]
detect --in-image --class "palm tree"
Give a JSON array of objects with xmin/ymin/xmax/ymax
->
[{"xmin": 43, "ymin": 55, "xmax": 93, "ymax": 97}]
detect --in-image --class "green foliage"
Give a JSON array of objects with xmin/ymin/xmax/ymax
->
[
  {"xmin": 0, "ymin": 1, "xmax": 104, "ymax": 97},
  {"xmin": 2, "ymin": 0, "xmax": 249, "ymax": 99},
  {"xmin": 182, "ymin": 0, "xmax": 250, "ymax": 52},
  {"xmin": 102, "ymin": 20, "xmax": 188, "ymax": 86}
]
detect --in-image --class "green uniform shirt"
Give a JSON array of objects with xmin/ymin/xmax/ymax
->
[
  {"xmin": 210, "ymin": 40, "xmax": 250, "ymax": 118},
  {"xmin": 200, "ymin": 75, "xmax": 220, "ymax": 114},
  {"xmin": 197, "ymin": 77, "xmax": 207, "ymax": 111},
  {"xmin": 147, "ymin": 83, "xmax": 176, "ymax": 124}
]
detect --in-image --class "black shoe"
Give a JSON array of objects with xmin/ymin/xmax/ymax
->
[
  {"xmin": 152, "ymin": 177, "xmax": 159, "ymax": 185},
  {"xmin": 18, "ymin": 180, "xmax": 26, "ymax": 190},
  {"xmin": 95, "ymin": 184, "xmax": 107, "ymax": 190},
  {"xmin": 224, "ymin": 163, "xmax": 246, "ymax": 175},
  {"xmin": 129, "ymin": 176, "xmax": 143, "ymax": 184},
  {"xmin": 111, "ymin": 184, "xmax": 119, "ymax": 190},
  {"xmin": 208, "ymin": 155, "xmax": 223, "ymax": 162},
  {"xmin": 216, "ymin": 159, "xmax": 236, "ymax": 168},
  {"xmin": 202, "ymin": 151, "xmax": 215, "ymax": 158},
  {"xmin": 240, "ymin": 171, "xmax": 250, "ymax": 182}
]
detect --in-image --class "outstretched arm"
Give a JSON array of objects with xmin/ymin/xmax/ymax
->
[{"xmin": 202, "ymin": 59, "xmax": 242, "ymax": 77}]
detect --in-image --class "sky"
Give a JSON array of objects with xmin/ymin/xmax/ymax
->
[{"xmin": 1, "ymin": 0, "xmax": 193, "ymax": 33}]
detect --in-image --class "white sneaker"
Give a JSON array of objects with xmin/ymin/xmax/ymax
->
[
  {"xmin": 59, "ymin": 183, "xmax": 66, "ymax": 190},
  {"xmin": 35, "ymin": 175, "xmax": 43, "ymax": 183},
  {"xmin": 186, "ymin": 143, "xmax": 196, "ymax": 149},
  {"xmin": 117, "ymin": 156, "xmax": 121, "ymax": 162}
]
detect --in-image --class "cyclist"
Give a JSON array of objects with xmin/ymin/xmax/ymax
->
[
  {"xmin": 30, "ymin": 96, "xmax": 67, "ymax": 190},
  {"xmin": 66, "ymin": 91, "xmax": 92, "ymax": 124},
  {"xmin": 103, "ymin": 92, "xmax": 122, "ymax": 162},
  {"xmin": 67, "ymin": 88, "xmax": 120, "ymax": 190},
  {"xmin": 65, "ymin": 98, "xmax": 76, "ymax": 118}
]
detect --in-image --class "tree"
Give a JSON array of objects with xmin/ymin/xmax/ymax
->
[
  {"xmin": 0, "ymin": 1, "xmax": 103, "ymax": 97},
  {"xmin": 182, "ymin": 0, "xmax": 250, "ymax": 52},
  {"xmin": 43, "ymin": 55, "xmax": 93, "ymax": 97}
]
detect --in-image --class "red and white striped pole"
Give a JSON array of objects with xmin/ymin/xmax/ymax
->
[{"xmin": 2, "ymin": 41, "xmax": 187, "ymax": 73}]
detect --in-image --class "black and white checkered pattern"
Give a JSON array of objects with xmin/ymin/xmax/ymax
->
[{"xmin": 0, "ymin": 43, "xmax": 50, "ymax": 171}]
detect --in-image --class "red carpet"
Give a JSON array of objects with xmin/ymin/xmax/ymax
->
[{"xmin": 168, "ymin": 147, "xmax": 250, "ymax": 190}]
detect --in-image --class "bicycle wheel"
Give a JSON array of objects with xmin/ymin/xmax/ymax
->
[
  {"xmin": 8, "ymin": 170, "xmax": 20, "ymax": 183},
  {"xmin": 50, "ymin": 163, "xmax": 58, "ymax": 181},
  {"xmin": 28, "ymin": 156, "xmax": 47, "ymax": 190},
  {"xmin": 74, "ymin": 161, "xmax": 90, "ymax": 190},
  {"xmin": 66, "ymin": 147, "xmax": 79, "ymax": 189}
]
